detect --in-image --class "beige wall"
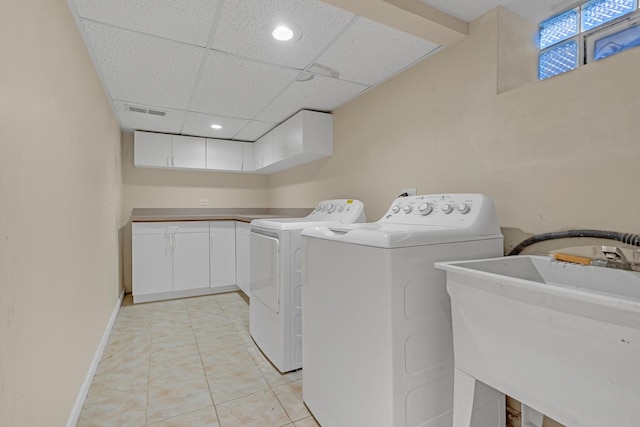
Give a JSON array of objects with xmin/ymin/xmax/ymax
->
[
  {"xmin": 4, "ymin": 1, "xmax": 635, "ymax": 424},
  {"xmin": 0, "ymin": 0, "xmax": 123, "ymax": 425},
  {"xmin": 269, "ymin": 8, "xmax": 640, "ymax": 252}
]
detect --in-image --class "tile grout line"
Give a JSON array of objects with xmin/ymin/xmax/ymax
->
[
  {"xmin": 189, "ymin": 299, "xmax": 224, "ymax": 427},
  {"xmin": 83, "ymin": 293, "xmax": 309, "ymax": 426}
]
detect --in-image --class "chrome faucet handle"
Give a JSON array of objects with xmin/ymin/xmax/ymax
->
[
  {"xmin": 601, "ymin": 246, "xmax": 629, "ymax": 261},
  {"xmin": 600, "ymin": 246, "xmax": 632, "ymax": 270}
]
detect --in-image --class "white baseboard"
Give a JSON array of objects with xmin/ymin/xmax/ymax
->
[{"xmin": 66, "ymin": 289, "xmax": 125, "ymax": 427}]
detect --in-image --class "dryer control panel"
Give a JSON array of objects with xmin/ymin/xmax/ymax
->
[
  {"xmin": 380, "ymin": 194, "xmax": 499, "ymax": 231},
  {"xmin": 307, "ymin": 199, "xmax": 366, "ymax": 223}
]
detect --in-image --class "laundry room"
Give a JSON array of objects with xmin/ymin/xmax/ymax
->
[{"xmin": 2, "ymin": 0, "xmax": 640, "ymax": 426}]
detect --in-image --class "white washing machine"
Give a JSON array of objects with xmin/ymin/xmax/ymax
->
[
  {"xmin": 301, "ymin": 194, "xmax": 505, "ymax": 427},
  {"xmin": 249, "ymin": 199, "xmax": 365, "ymax": 373}
]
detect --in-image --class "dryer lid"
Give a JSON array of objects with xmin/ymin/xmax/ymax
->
[{"xmin": 251, "ymin": 199, "xmax": 365, "ymax": 231}]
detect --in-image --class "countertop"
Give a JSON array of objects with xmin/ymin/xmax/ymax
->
[{"xmin": 130, "ymin": 207, "xmax": 314, "ymax": 223}]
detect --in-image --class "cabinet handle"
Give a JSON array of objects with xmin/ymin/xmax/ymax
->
[
  {"xmin": 171, "ymin": 156, "xmax": 175, "ymax": 167},
  {"xmin": 166, "ymin": 155, "xmax": 170, "ymax": 166}
]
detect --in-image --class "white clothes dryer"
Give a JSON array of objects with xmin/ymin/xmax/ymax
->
[
  {"xmin": 249, "ymin": 199, "xmax": 365, "ymax": 373},
  {"xmin": 301, "ymin": 194, "xmax": 505, "ymax": 427}
]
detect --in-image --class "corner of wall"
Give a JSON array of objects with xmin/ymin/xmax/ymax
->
[{"xmin": 496, "ymin": 6, "xmax": 538, "ymax": 93}]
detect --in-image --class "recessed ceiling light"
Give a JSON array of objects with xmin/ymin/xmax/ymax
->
[
  {"xmin": 210, "ymin": 124, "xmax": 222, "ymax": 129},
  {"xmin": 272, "ymin": 25, "xmax": 294, "ymax": 41}
]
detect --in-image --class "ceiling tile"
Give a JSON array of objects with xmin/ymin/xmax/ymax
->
[
  {"xmin": 72, "ymin": 0, "xmax": 220, "ymax": 46},
  {"xmin": 233, "ymin": 120, "xmax": 278, "ymax": 141},
  {"xmin": 255, "ymin": 73, "xmax": 368, "ymax": 123},
  {"xmin": 189, "ymin": 51, "xmax": 299, "ymax": 119},
  {"xmin": 113, "ymin": 100, "xmax": 185, "ymax": 134},
  {"xmin": 314, "ymin": 17, "xmax": 441, "ymax": 86},
  {"xmin": 211, "ymin": 0, "xmax": 355, "ymax": 69},
  {"xmin": 82, "ymin": 20, "xmax": 204, "ymax": 110},
  {"xmin": 182, "ymin": 111, "xmax": 249, "ymax": 139}
]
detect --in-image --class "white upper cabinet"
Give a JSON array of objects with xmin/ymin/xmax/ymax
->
[
  {"xmin": 253, "ymin": 132, "xmax": 273, "ymax": 171},
  {"xmin": 172, "ymin": 135, "xmax": 206, "ymax": 169},
  {"xmin": 271, "ymin": 114, "xmax": 299, "ymax": 163},
  {"xmin": 242, "ymin": 142, "xmax": 255, "ymax": 172},
  {"xmin": 261, "ymin": 110, "xmax": 333, "ymax": 173},
  {"xmin": 206, "ymin": 139, "xmax": 243, "ymax": 171},
  {"xmin": 134, "ymin": 131, "xmax": 205, "ymax": 169},
  {"xmin": 133, "ymin": 110, "xmax": 332, "ymax": 174},
  {"xmin": 134, "ymin": 131, "xmax": 172, "ymax": 167}
]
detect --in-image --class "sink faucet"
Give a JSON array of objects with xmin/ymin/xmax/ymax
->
[{"xmin": 592, "ymin": 246, "xmax": 632, "ymax": 270}]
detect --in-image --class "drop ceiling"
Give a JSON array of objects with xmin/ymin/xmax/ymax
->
[
  {"xmin": 67, "ymin": 0, "xmax": 578, "ymax": 142},
  {"xmin": 67, "ymin": 0, "xmax": 441, "ymax": 141}
]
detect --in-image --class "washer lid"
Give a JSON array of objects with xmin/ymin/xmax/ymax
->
[
  {"xmin": 301, "ymin": 222, "xmax": 502, "ymax": 248},
  {"xmin": 302, "ymin": 193, "xmax": 503, "ymax": 248}
]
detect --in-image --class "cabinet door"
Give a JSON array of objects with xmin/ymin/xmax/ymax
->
[
  {"xmin": 253, "ymin": 133, "xmax": 273, "ymax": 170},
  {"xmin": 134, "ymin": 131, "xmax": 172, "ymax": 167},
  {"xmin": 210, "ymin": 221, "xmax": 236, "ymax": 288},
  {"xmin": 235, "ymin": 222, "xmax": 251, "ymax": 296},
  {"xmin": 272, "ymin": 112, "xmax": 303, "ymax": 161},
  {"xmin": 173, "ymin": 231, "xmax": 210, "ymax": 291},
  {"xmin": 300, "ymin": 110, "xmax": 333, "ymax": 156},
  {"xmin": 132, "ymin": 233, "xmax": 173, "ymax": 295},
  {"xmin": 206, "ymin": 139, "xmax": 243, "ymax": 171},
  {"xmin": 242, "ymin": 142, "xmax": 255, "ymax": 172},
  {"xmin": 172, "ymin": 135, "xmax": 206, "ymax": 169}
]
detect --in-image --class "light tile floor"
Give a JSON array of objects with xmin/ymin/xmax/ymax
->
[{"xmin": 77, "ymin": 292, "xmax": 319, "ymax": 427}]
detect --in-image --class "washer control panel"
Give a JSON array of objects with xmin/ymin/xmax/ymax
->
[
  {"xmin": 307, "ymin": 199, "xmax": 366, "ymax": 223},
  {"xmin": 381, "ymin": 194, "xmax": 496, "ymax": 226}
]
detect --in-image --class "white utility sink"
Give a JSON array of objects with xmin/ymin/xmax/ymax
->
[{"xmin": 435, "ymin": 255, "xmax": 640, "ymax": 427}]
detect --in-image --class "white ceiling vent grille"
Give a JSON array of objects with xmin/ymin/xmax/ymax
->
[{"xmin": 126, "ymin": 105, "xmax": 167, "ymax": 117}]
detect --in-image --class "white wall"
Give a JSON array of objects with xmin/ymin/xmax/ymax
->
[{"xmin": 0, "ymin": 0, "xmax": 123, "ymax": 425}]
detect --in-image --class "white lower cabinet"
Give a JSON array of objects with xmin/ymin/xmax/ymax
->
[
  {"xmin": 132, "ymin": 231, "xmax": 173, "ymax": 295},
  {"xmin": 235, "ymin": 222, "xmax": 251, "ymax": 296},
  {"xmin": 210, "ymin": 221, "xmax": 236, "ymax": 289},
  {"xmin": 173, "ymin": 231, "xmax": 210, "ymax": 292},
  {"xmin": 132, "ymin": 221, "xmax": 239, "ymax": 303}
]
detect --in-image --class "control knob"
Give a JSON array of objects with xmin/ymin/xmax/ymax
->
[
  {"xmin": 320, "ymin": 205, "xmax": 327, "ymax": 212},
  {"xmin": 457, "ymin": 203, "xmax": 471, "ymax": 214},
  {"xmin": 418, "ymin": 203, "xmax": 432, "ymax": 216},
  {"xmin": 327, "ymin": 204, "xmax": 336, "ymax": 213},
  {"xmin": 392, "ymin": 205, "xmax": 401, "ymax": 214},
  {"xmin": 442, "ymin": 203, "xmax": 453, "ymax": 214},
  {"xmin": 403, "ymin": 205, "xmax": 413, "ymax": 214},
  {"xmin": 337, "ymin": 205, "xmax": 344, "ymax": 212}
]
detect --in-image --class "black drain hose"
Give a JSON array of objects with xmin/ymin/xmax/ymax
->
[{"xmin": 507, "ymin": 229, "xmax": 640, "ymax": 256}]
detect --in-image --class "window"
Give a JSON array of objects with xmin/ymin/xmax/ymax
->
[{"xmin": 539, "ymin": 0, "xmax": 640, "ymax": 80}]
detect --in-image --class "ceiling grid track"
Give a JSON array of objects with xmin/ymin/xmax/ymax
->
[{"xmin": 180, "ymin": 0, "xmax": 227, "ymax": 137}]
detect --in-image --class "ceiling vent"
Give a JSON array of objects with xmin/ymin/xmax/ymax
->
[{"xmin": 126, "ymin": 105, "xmax": 167, "ymax": 117}]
